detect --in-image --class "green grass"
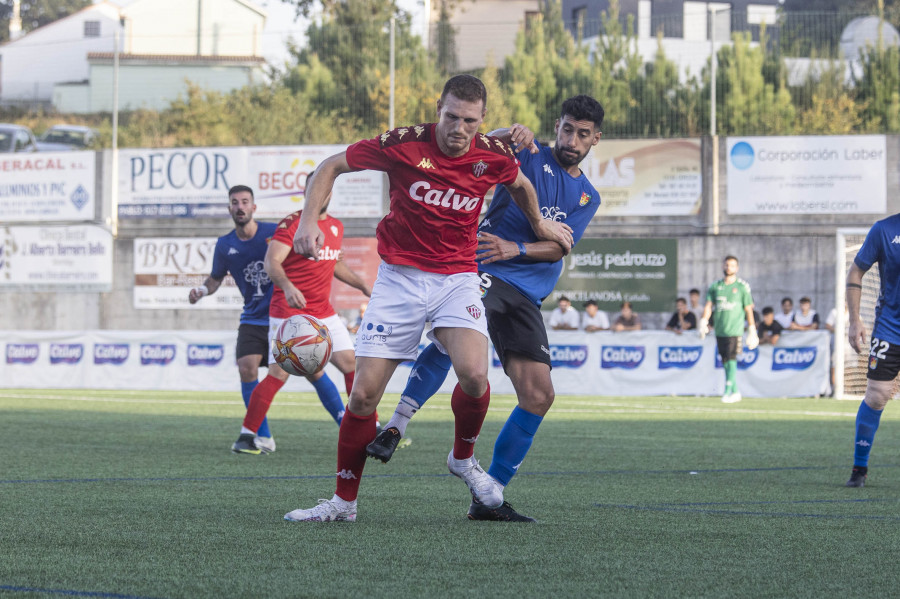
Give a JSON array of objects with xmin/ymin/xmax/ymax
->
[{"xmin": 1, "ymin": 389, "xmax": 899, "ymax": 598}]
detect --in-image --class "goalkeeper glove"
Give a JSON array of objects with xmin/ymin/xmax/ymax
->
[
  {"xmin": 746, "ymin": 329, "xmax": 759, "ymax": 350},
  {"xmin": 699, "ymin": 318, "xmax": 709, "ymax": 339}
]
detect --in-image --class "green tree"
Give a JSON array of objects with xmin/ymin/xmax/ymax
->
[
  {"xmin": 853, "ymin": 2, "xmax": 900, "ymax": 132},
  {"xmin": 0, "ymin": 0, "xmax": 91, "ymax": 42},
  {"xmin": 589, "ymin": 0, "xmax": 641, "ymax": 136}
]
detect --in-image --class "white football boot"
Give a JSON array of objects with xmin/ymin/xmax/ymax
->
[{"xmin": 447, "ymin": 451, "xmax": 503, "ymax": 508}]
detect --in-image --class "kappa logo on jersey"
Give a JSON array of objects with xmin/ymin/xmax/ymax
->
[
  {"xmin": 543, "ymin": 163, "xmax": 554, "ymax": 176},
  {"xmin": 414, "ymin": 125, "xmax": 425, "ymax": 138},
  {"xmin": 658, "ymin": 346, "xmax": 703, "ymax": 370},
  {"xmin": 472, "ymin": 160, "xmax": 489, "ymax": 178},
  {"xmin": 715, "ymin": 348, "xmax": 759, "ymax": 370},
  {"xmin": 892, "ymin": 235, "xmax": 900, "ymax": 244},
  {"xmin": 772, "ymin": 347, "xmax": 817, "ymax": 371},
  {"xmin": 466, "ymin": 304, "xmax": 482, "ymax": 319},
  {"xmin": 7, "ymin": 343, "xmax": 39, "ymax": 364},
  {"xmin": 397, "ymin": 127, "xmax": 409, "ymax": 139},
  {"xmin": 417, "ymin": 157, "xmax": 435, "ymax": 170},
  {"xmin": 141, "ymin": 344, "xmax": 176, "ymax": 365},
  {"xmin": 601, "ymin": 346, "xmax": 645, "ymax": 369},
  {"xmin": 228, "ymin": 247, "xmax": 239, "ymax": 255},
  {"xmin": 50, "ymin": 343, "xmax": 84, "ymax": 365},
  {"xmin": 579, "ymin": 192, "xmax": 591, "ymax": 206},
  {"xmin": 408, "ymin": 181, "xmax": 481, "ymax": 212},
  {"xmin": 188, "ymin": 344, "xmax": 225, "ymax": 366},
  {"xmin": 94, "ymin": 343, "xmax": 129, "ymax": 365},
  {"xmin": 550, "ymin": 345, "xmax": 588, "ymax": 368}
]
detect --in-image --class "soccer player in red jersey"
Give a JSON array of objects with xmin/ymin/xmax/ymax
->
[
  {"xmin": 231, "ymin": 190, "xmax": 370, "ymax": 454},
  {"xmin": 284, "ymin": 74, "xmax": 573, "ymax": 522}
]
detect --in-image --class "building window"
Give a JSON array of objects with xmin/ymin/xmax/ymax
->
[
  {"xmin": 525, "ymin": 10, "xmax": 540, "ymax": 33},
  {"xmin": 84, "ymin": 21, "xmax": 100, "ymax": 38}
]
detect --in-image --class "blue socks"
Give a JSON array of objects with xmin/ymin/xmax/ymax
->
[
  {"xmin": 853, "ymin": 400, "xmax": 883, "ymax": 467},
  {"xmin": 403, "ymin": 343, "xmax": 453, "ymax": 407},
  {"xmin": 311, "ymin": 373, "xmax": 346, "ymax": 425},
  {"xmin": 241, "ymin": 380, "xmax": 271, "ymax": 438},
  {"xmin": 488, "ymin": 406, "xmax": 543, "ymax": 486}
]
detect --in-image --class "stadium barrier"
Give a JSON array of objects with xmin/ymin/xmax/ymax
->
[{"xmin": 1, "ymin": 329, "xmax": 830, "ymax": 398}]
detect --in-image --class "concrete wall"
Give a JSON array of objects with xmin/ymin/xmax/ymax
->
[{"xmin": 2, "ymin": 135, "xmax": 896, "ymax": 332}]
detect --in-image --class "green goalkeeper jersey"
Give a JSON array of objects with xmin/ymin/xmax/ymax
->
[{"xmin": 707, "ymin": 278, "xmax": 754, "ymax": 337}]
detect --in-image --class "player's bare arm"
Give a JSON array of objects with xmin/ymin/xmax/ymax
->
[
  {"xmin": 504, "ymin": 169, "xmax": 574, "ymax": 252},
  {"xmin": 189, "ymin": 276, "xmax": 222, "ymax": 304},
  {"xmin": 476, "ymin": 231, "xmax": 565, "ymax": 265},
  {"xmin": 487, "ymin": 124, "xmax": 539, "ymax": 154},
  {"xmin": 294, "ymin": 152, "xmax": 356, "ymax": 259},
  {"xmin": 334, "ymin": 260, "xmax": 371, "ymax": 298},
  {"xmin": 264, "ymin": 239, "xmax": 306, "ymax": 310},
  {"xmin": 847, "ymin": 262, "xmax": 867, "ymax": 354}
]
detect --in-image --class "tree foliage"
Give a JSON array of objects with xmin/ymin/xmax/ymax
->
[{"xmin": 0, "ymin": 0, "xmax": 90, "ymax": 42}]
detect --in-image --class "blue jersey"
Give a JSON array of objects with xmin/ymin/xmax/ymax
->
[
  {"xmin": 210, "ymin": 222, "xmax": 277, "ymax": 326},
  {"xmin": 478, "ymin": 142, "xmax": 601, "ymax": 305},
  {"xmin": 855, "ymin": 214, "xmax": 900, "ymax": 345}
]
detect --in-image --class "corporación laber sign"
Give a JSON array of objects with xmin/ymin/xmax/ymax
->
[
  {"xmin": 726, "ymin": 135, "xmax": 886, "ymax": 214},
  {"xmin": 549, "ymin": 238, "xmax": 677, "ymax": 312}
]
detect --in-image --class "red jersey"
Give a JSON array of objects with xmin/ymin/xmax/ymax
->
[
  {"xmin": 269, "ymin": 210, "xmax": 343, "ymax": 319},
  {"xmin": 345, "ymin": 123, "xmax": 519, "ymax": 274}
]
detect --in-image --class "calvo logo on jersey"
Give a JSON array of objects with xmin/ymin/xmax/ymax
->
[
  {"xmin": 408, "ymin": 181, "xmax": 481, "ymax": 212},
  {"xmin": 658, "ymin": 346, "xmax": 703, "ymax": 370},
  {"xmin": 772, "ymin": 347, "xmax": 817, "ymax": 371},
  {"xmin": 188, "ymin": 344, "xmax": 225, "ymax": 366},
  {"xmin": 6, "ymin": 344, "xmax": 39, "ymax": 364},
  {"xmin": 141, "ymin": 344, "xmax": 176, "ymax": 365},
  {"xmin": 601, "ymin": 346, "xmax": 645, "ymax": 369},
  {"xmin": 50, "ymin": 344, "xmax": 84, "ymax": 365},
  {"xmin": 94, "ymin": 344, "xmax": 129, "ymax": 365},
  {"xmin": 550, "ymin": 345, "xmax": 588, "ymax": 368},
  {"xmin": 715, "ymin": 348, "xmax": 759, "ymax": 370}
]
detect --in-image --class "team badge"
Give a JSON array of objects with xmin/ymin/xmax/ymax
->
[
  {"xmin": 479, "ymin": 286, "xmax": 487, "ymax": 298},
  {"xmin": 472, "ymin": 160, "xmax": 489, "ymax": 178},
  {"xmin": 579, "ymin": 192, "xmax": 590, "ymax": 206},
  {"xmin": 870, "ymin": 356, "xmax": 878, "ymax": 370},
  {"xmin": 466, "ymin": 304, "xmax": 482, "ymax": 319},
  {"xmin": 330, "ymin": 225, "xmax": 339, "ymax": 237}
]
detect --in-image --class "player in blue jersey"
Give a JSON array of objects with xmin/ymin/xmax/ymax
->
[
  {"xmin": 365, "ymin": 95, "xmax": 605, "ymax": 521},
  {"xmin": 190, "ymin": 184, "xmax": 283, "ymax": 453},
  {"xmin": 844, "ymin": 214, "xmax": 900, "ymax": 487}
]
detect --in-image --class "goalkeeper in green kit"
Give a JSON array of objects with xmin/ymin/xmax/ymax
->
[{"xmin": 699, "ymin": 255, "xmax": 758, "ymax": 403}]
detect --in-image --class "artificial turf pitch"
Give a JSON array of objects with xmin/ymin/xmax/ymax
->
[{"xmin": 1, "ymin": 389, "xmax": 899, "ymax": 598}]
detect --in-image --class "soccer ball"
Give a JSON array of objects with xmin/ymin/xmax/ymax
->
[{"xmin": 272, "ymin": 314, "xmax": 333, "ymax": 377}]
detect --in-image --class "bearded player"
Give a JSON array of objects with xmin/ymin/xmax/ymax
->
[
  {"xmin": 699, "ymin": 255, "xmax": 758, "ymax": 403},
  {"xmin": 284, "ymin": 74, "xmax": 573, "ymax": 522},
  {"xmin": 231, "ymin": 186, "xmax": 371, "ymax": 454},
  {"xmin": 366, "ymin": 95, "xmax": 605, "ymax": 522}
]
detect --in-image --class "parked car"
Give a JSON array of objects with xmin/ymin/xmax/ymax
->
[
  {"xmin": 0, "ymin": 123, "xmax": 38, "ymax": 153},
  {"xmin": 36, "ymin": 125, "xmax": 98, "ymax": 151}
]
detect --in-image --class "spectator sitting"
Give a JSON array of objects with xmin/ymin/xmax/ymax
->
[
  {"xmin": 790, "ymin": 296, "xmax": 819, "ymax": 330},
  {"xmin": 612, "ymin": 301, "xmax": 641, "ymax": 332},
  {"xmin": 665, "ymin": 297, "xmax": 697, "ymax": 334},
  {"xmin": 688, "ymin": 288, "xmax": 704, "ymax": 323},
  {"xmin": 581, "ymin": 300, "xmax": 610, "ymax": 332},
  {"xmin": 549, "ymin": 295, "xmax": 580, "ymax": 331},
  {"xmin": 757, "ymin": 306, "xmax": 783, "ymax": 345},
  {"xmin": 775, "ymin": 297, "xmax": 795, "ymax": 329}
]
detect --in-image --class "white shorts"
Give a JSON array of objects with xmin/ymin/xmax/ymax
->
[
  {"xmin": 355, "ymin": 262, "xmax": 488, "ymax": 361},
  {"xmin": 267, "ymin": 313, "xmax": 354, "ymax": 365}
]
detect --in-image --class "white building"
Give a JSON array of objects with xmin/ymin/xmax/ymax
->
[{"xmin": 0, "ymin": 0, "xmax": 267, "ymax": 112}]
